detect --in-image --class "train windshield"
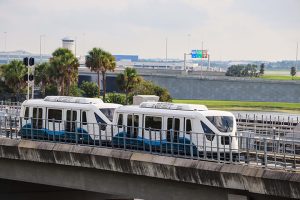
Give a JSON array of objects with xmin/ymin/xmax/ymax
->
[
  {"xmin": 99, "ymin": 108, "xmax": 115, "ymax": 121},
  {"xmin": 206, "ymin": 116, "xmax": 233, "ymax": 132}
]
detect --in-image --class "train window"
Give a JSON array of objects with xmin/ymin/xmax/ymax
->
[
  {"xmin": 24, "ymin": 107, "xmax": 29, "ymax": 120},
  {"xmin": 82, "ymin": 111, "xmax": 87, "ymax": 125},
  {"xmin": 48, "ymin": 109, "xmax": 62, "ymax": 121},
  {"xmin": 99, "ymin": 108, "xmax": 115, "ymax": 121},
  {"xmin": 117, "ymin": 114, "xmax": 123, "ymax": 127},
  {"xmin": 94, "ymin": 113, "xmax": 106, "ymax": 131},
  {"xmin": 127, "ymin": 114, "xmax": 132, "ymax": 134},
  {"xmin": 201, "ymin": 121, "xmax": 215, "ymax": 141},
  {"xmin": 185, "ymin": 119, "xmax": 192, "ymax": 133},
  {"xmin": 206, "ymin": 116, "xmax": 233, "ymax": 132},
  {"xmin": 66, "ymin": 110, "xmax": 77, "ymax": 132},
  {"xmin": 32, "ymin": 108, "xmax": 43, "ymax": 129},
  {"xmin": 145, "ymin": 116, "xmax": 162, "ymax": 130},
  {"xmin": 167, "ymin": 118, "xmax": 180, "ymax": 142}
]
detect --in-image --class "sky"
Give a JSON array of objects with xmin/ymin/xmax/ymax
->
[{"xmin": 0, "ymin": 0, "xmax": 299, "ymax": 61}]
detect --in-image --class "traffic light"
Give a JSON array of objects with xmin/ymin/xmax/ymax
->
[
  {"xmin": 29, "ymin": 74, "xmax": 34, "ymax": 81},
  {"xmin": 29, "ymin": 57, "xmax": 34, "ymax": 66},
  {"xmin": 23, "ymin": 57, "xmax": 29, "ymax": 66},
  {"xmin": 23, "ymin": 57, "xmax": 34, "ymax": 66}
]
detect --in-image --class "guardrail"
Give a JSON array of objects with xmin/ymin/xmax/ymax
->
[{"xmin": 1, "ymin": 116, "xmax": 299, "ymax": 171}]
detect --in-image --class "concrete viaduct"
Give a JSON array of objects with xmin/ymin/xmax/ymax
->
[{"xmin": 0, "ymin": 137, "xmax": 299, "ymax": 200}]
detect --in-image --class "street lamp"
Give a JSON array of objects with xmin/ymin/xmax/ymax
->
[
  {"xmin": 40, "ymin": 34, "xmax": 45, "ymax": 63},
  {"xmin": 3, "ymin": 32, "xmax": 7, "ymax": 52}
]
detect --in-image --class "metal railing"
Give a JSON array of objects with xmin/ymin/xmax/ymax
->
[{"xmin": 1, "ymin": 116, "xmax": 299, "ymax": 171}]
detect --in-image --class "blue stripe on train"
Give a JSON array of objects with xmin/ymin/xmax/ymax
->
[
  {"xmin": 20, "ymin": 124, "xmax": 93, "ymax": 143},
  {"xmin": 112, "ymin": 132, "xmax": 198, "ymax": 155}
]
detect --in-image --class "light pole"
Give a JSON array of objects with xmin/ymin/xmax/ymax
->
[
  {"xmin": 40, "ymin": 34, "xmax": 45, "ymax": 63},
  {"xmin": 165, "ymin": 37, "xmax": 168, "ymax": 68},
  {"xmin": 296, "ymin": 42, "xmax": 298, "ymax": 76},
  {"xmin": 3, "ymin": 32, "xmax": 7, "ymax": 51},
  {"xmin": 187, "ymin": 34, "xmax": 191, "ymax": 54}
]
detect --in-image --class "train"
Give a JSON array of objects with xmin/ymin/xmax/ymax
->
[
  {"xmin": 19, "ymin": 97, "xmax": 238, "ymax": 157},
  {"xmin": 19, "ymin": 96, "xmax": 121, "ymax": 143},
  {"xmin": 112, "ymin": 102, "xmax": 238, "ymax": 157}
]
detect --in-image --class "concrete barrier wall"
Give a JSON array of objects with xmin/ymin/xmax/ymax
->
[
  {"xmin": 143, "ymin": 75, "xmax": 300, "ymax": 102},
  {"xmin": 0, "ymin": 138, "xmax": 299, "ymax": 199}
]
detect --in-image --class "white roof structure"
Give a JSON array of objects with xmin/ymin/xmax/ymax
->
[
  {"xmin": 139, "ymin": 102, "xmax": 208, "ymax": 111},
  {"xmin": 44, "ymin": 96, "xmax": 104, "ymax": 104}
]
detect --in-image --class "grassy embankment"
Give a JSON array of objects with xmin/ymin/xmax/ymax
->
[
  {"xmin": 261, "ymin": 75, "xmax": 300, "ymax": 81},
  {"xmin": 173, "ymin": 99, "xmax": 300, "ymax": 113}
]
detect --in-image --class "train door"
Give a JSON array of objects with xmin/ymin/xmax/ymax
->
[
  {"xmin": 46, "ymin": 108, "xmax": 63, "ymax": 133},
  {"xmin": 167, "ymin": 117, "xmax": 182, "ymax": 143},
  {"xmin": 80, "ymin": 110, "xmax": 88, "ymax": 132},
  {"xmin": 127, "ymin": 113, "xmax": 139, "ymax": 138},
  {"xmin": 66, "ymin": 110, "xmax": 77, "ymax": 133},
  {"xmin": 116, "ymin": 113, "xmax": 124, "ymax": 134},
  {"xmin": 32, "ymin": 107, "xmax": 44, "ymax": 130}
]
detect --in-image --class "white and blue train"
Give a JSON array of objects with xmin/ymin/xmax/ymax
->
[
  {"xmin": 19, "ymin": 96, "xmax": 121, "ymax": 142},
  {"xmin": 112, "ymin": 102, "xmax": 238, "ymax": 156}
]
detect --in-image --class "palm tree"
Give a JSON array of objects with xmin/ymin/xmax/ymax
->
[
  {"xmin": 50, "ymin": 48, "xmax": 79, "ymax": 96},
  {"xmin": 101, "ymin": 51, "xmax": 116, "ymax": 101},
  {"xmin": 86, "ymin": 48, "xmax": 104, "ymax": 97},
  {"xmin": 34, "ymin": 62, "xmax": 50, "ymax": 97},
  {"xmin": 86, "ymin": 48, "xmax": 116, "ymax": 100},
  {"xmin": 2, "ymin": 60, "xmax": 27, "ymax": 100},
  {"xmin": 116, "ymin": 67, "xmax": 142, "ymax": 104}
]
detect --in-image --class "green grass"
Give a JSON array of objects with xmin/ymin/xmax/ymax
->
[
  {"xmin": 261, "ymin": 75, "xmax": 300, "ymax": 81},
  {"xmin": 173, "ymin": 99, "xmax": 300, "ymax": 113}
]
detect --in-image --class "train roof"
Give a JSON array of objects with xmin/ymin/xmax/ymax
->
[
  {"xmin": 22, "ymin": 96, "xmax": 121, "ymax": 109},
  {"xmin": 116, "ymin": 102, "xmax": 234, "ymax": 117}
]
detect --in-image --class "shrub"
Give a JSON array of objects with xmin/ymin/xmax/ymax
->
[{"xmin": 105, "ymin": 93, "xmax": 127, "ymax": 105}]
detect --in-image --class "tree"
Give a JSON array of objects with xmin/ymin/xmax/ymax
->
[
  {"xmin": 49, "ymin": 48, "xmax": 79, "ymax": 96},
  {"xmin": 116, "ymin": 67, "xmax": 142, "ymax": 104},
  {"xmin": 226, "ymin": 64, "xmax": 257, "ymax": 77},
  {"xmin": 101, "ymin": 51, "xmax": 116, "ymax": 101},
  {"xmin": 290, "ymin": 66, "xmax": 296, "ymax": 79},
  {"xmin": 34, "ymin": 62, "xmax": 51, "ymax": 97},
  {"xmin": 133, "ymin": 80, "xmax": 172, "ymax": 102},
  {"xmin": 259, "ymin": 63, "xmax": 265, "ymax": 76},
  {"xmin": 1, "ymin": 60, "xmax": 27, "ymax": 100},
  {"xmin": 80, "ymin": 81, "xmax": 99, "ymax": 97},
  {"xmin": 85, "ymin": 48, "xmax": 104, "ymax": 97},
  {"xmin": 85, "ymin": 48, "xmax": 116, "ymax": 100}
]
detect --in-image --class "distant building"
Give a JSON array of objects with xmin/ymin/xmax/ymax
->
[
  {"xmin": 0, "ymin": 50, "xmax": 51, "ymax": 65},
  {"xmin": 113, "ymin": 55, "xmax": 139, "ymax": 62},
  {"xmin": 62, "ymin": 37, "xmax": 75, "ymax": 54}
]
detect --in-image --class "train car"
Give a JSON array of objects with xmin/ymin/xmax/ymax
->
[
  {"xmin": 19, "ymin": 96, "xmax": 121, "ymax": 143},
  {"xmin": 112, "ymin": 102, "xmax": 238, "ymax": 158}
]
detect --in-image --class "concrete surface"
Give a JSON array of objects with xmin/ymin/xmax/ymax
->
[{"xmin": 0, "ymin": 138, "xmax": 298, "ymax": 200}]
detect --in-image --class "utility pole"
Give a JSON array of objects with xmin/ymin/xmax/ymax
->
[
  {"xmin": 165, "ymin": 37, "xmax": 168, "ymax": 69},
  {"xmin": 201, "ymin": 41, "xmax": 203, "ymax": 78},
  {"xmin": 296, "ymin": 42, "xmax": 299, "ymax": 75},
  {"xmin": 4, "ymin": 32, "xmax": 7, "ymax": 52},
  {"xmin": 40, "ymin": 35, "xmax": 45, "ymax": 63}
]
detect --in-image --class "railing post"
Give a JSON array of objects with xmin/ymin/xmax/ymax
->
[
  {"xmin": 246, "ymin": 136, "xmax": 250, "ymax": 164},
  {"xmin": 30, "ymin": 117, "xmax": 33, "ymax": 139},
  {"xmin": 217, "ymin": 134, "xmax": 220, "ymax": 162},
  {"xmin": 52, "ymin": 119, "xmax": 55, "ymax": 142},
  {"xmin": 229, "ymin": 135, "xmax": 232, "ymax": 163},
  {"xmin": 111, "ymin": 124, "xmax": 114, "ymax": 148},
  {"xmin": 171, "ymin": 129, "xmax": 174, "ymax": 156},
  {"xmin": 264, "ymin": 138, "xmax": 268, "ymax": 168},
  {"xmin": 75, "ymin": 120, "xmax": 78, "ymax": 145},
  {"xmin": 149, "ymin": 128, "xmax": 152, "ymax": 153},
  {"xmin": 123, "ymin": 125, "xmax": 126, "ymax": 150}
]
